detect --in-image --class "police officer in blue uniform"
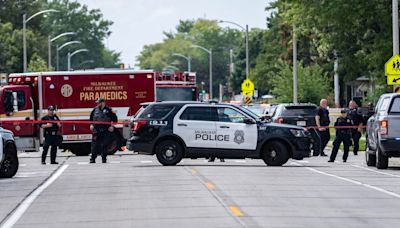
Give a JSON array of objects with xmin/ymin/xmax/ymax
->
[
  {"xmin": 348, "ymin": 100, "xmax": 363, "ymax": 155},
  {"xmin": 328, "ymin": 109, "xmax": 352, "ymax": 162},
  {"xmin": 41, "ymin": 106, "xmax": 62, "ymax": 165},
  {"xmin": 89, "ymin": 98, "xmax": 117, "ymax": 163}
]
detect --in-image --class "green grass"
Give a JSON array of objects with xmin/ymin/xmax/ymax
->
[{"xmin": 328, "ymin": 128, "xmax": 366, "ymax": 152}]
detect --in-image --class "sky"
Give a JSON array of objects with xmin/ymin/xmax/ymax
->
[{"xmin": 77, "ymin": 0, "xmax": 272, "ymax": 67}]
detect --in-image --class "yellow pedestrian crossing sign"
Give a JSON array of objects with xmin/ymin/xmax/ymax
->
[
  {"xmin": 385, "ymin": 55, "xmax": 400, "ymax": 76},
  {"xmin": 387, "ymin": 75, "xmax": 400, "ymax": 85},
  {"xmin": 241, "ymin": 79, "xmax": 254, "ymax": 97}
]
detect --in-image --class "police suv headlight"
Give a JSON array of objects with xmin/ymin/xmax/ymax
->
[{"xmin": 290, "ymin": 129, "xmax": 308, "ymax": 137}]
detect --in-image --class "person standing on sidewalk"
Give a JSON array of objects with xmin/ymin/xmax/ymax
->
[
  {"xmin": 348, "ymin": 100, "xmax": 363, "ymax": 155},
  {"xmin": 328, "ymin": 109, "xmax": 353, "ymax": 163},
  {"xmin": 41, "ymin": 106, "xmax": 62, "ymax": 165},
  {"xmin": 315, "ymin": 99, "xmax": 330, "ymax": 156}
]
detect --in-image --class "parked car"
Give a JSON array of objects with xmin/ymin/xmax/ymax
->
[
  {"xmin": 128, "ymin": 101, "xmax": 312, "ymax": 166},
  {"xmin": 366, "ymin": 93, "xmax": 400, "ymax": 169},
  {"xmin": 0, "ymin": 127, "xmax": 19, "ymax": 178},
  {"xmin": 271, "ymin": 104, "xmax": 320, "ymax": 155}
]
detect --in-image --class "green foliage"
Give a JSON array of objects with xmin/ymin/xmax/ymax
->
[
  {"xmin": 0, "ymin": 0, "xmax": 120, "ymax": 73},
  {"xmin": 271, "ymin": 61, "xmax": 333, "ymax": 105},
  {"xmin": 28, "ymin": 53, "xmax": 48, "ymax": 72}
]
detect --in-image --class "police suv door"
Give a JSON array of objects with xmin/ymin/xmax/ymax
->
[
  {"xmin": 215, "ymin": 106, "xmax": 257, "ymax": 150},
  {"xmin": 173, "ymin": 105, "xmax": 217, "ymax": 149}
]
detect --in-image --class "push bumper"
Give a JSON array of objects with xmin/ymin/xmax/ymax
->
[
  {"xmin": 292, "ymin": 137, "xmax": 312, "ymax": 160},
  {"xmin": 127, "ymin": 136, "xmax": 153, "ymax": 154}
]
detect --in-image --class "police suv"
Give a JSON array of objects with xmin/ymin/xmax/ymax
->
[
  {"xmin": 0, "ymin": 127, "xmax": 19, "ymax": 178},
  {"xmin": 128, "ymin": 102, "xmax": 312, "ymax": 166}
]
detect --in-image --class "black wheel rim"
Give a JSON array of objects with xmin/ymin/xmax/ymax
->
[
  {"xmin": 161, "ymin": 144, "xmax": 177, "ymax": 161},
  {"xmin": 1, "ymin": 154, "xmax": 15, "ymax": 175},
  {"xmin": 266, "ymin": 146, "xmax": 278, "ymax": 162}
]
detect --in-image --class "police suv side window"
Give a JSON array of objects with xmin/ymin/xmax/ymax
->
[
  {"xmin": 139, "ymin": 105, "xmax": 174, "ymax": 120},
  {"xmin": 180, "ymin": 107, "xmax": 216, "ymax": 121},
  {"xmin": 217, "ymin": 107, "xmax": 246, "ymax": 123}
]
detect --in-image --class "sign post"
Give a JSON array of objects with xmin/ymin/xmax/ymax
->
[{"xmin": 241, "ymin": 79, "xmax": 255, "ymax": 105}]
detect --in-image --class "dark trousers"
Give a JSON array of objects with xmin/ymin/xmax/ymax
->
[
  {"xmin": 91, "ymin": 131, "xmax": 110, "ymax": 161},
  {"xmin": 351, "ymin": 129, "xmax": 361, "ymax": 155},
  {"xmin": 309, "ymin": 128, "xmax": 321, "ymax": 156},
  {"xmin": 330, "ymin": 134, "xmax": 351, "ymax": 161},
  {"xmin": 317, "ymin": 129, "xmax": 330, "ymax": 154},
  {"xmin": 42, "ymin": 135, "xmax": 58, "ymax": 163}
]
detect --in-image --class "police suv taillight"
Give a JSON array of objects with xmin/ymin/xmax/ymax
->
[{"xmin": 133, "ymin": 120, "xmax": 148, "ymax": 131}]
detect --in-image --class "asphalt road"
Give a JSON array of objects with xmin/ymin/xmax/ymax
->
[{"xmin": 1, "ymin": 150, "xmax": 400, "ymax": 228}]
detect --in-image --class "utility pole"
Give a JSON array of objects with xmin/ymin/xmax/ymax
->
[
  {"xmin": 394, "ymin": 0, "xmax": 399, "ymax": 55},
  {"xmin": 292, "ymin": 24, "xmax": 298, "ymax": 104},
  {"xmin": 333, "ymin": 50, "xmax": 340, "ymax": 107}
]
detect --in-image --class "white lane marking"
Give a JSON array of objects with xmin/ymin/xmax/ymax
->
[
  {"xmin": 296, "ymin": 160, "xmax": 309, "ymax": 163},
  {"xmin": 140, "ymin": 160, "xmax": 153, "ymax": 163},
  {"xmin": 351, "ymin": 164, "xmax": 400, "ymax": 178},
  {"xmin": 298, "ymin": 163, "xmax": 400, "ymax": 199},
  {"xmin": 234, "ymin": 160, "xmax": 246, "ymax": 163},
  {"xmin": 77, "ymin": 162, "xmax": 89, "ymax": 165},
  {"xmin": 109, "ymin": 161, "xmax": 121, "ymax": 164},
  {"xmin": 19, "ymin": 164, "xmax": 27, "ymax": 167},
  {"xmin": 1, "ymin": 165, "xmax": 68, "ymax": 228}
]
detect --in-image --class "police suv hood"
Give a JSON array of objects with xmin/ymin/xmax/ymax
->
[
  {"xmin": 261, "ymin": 122, "xmax": 307, "ymax": 131},
  {"xmin": 0, "ymin": 127, "xmax": 13, "ymax": 135}
]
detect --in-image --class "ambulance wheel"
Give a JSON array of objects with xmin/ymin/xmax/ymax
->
[
  {"xmin": 0, "ymin": 146, "xmax": 19, "ymax": 178},
  {"xmin": 70, "ymin": 143, "xmax": 91, "ymax": 156},
  {"xmin": 156, "ymin": 140, "xmax": 183, "ymax": 166},
  {"xmin": 107, "ymin": 133, "xmax": 121, "ymax": 155},
  {"xmin": 261, "ymin": 141, "xmax": 289, "ymax": 166}
]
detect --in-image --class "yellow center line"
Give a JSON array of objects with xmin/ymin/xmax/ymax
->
[
  {"xmin": 229, "ymin": 206, "xmax": 244, "ymax": 217},
  {"xmin": 205, "ymin": 182, "xmax": 215, "ymax": 190}
]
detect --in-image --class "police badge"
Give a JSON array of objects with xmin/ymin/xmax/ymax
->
[{"xmin": 234, "ymin": 130, "xmax": 245, "ymax": 144}]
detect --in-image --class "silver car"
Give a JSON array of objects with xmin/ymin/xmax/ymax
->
[{"xmin": 366, "ymin": 93, "xmax": 400, "ymax": 169}]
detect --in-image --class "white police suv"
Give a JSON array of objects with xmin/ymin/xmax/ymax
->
[
  {"xmin": 128, "ymin": 102, "xmax": 312, "ymax": 166},
  {"xmin": 0, "ymin": 128, "xmax": 19, "ymax": 178}
]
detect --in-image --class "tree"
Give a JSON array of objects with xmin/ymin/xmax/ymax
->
[
  {"xmin": 271, "ymin": 61, "xmax": 333, "ymax": 105},
  {"xmin": 28, "ymin": 53, "xmax": 48, "ymax": 72}
]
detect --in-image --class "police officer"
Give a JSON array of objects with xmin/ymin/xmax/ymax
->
[
  {"xmin": 89, "ymin": 98, "xmax": 117, "ymax": 163},
  {"xmin": 328, "ymin": 109, "xmax": 352, "ymax": 162},
  {"xmin": 315, "ymin": 99, "xmax": 330, "ymax": 156},
  {"xmin": 41, "ymin": 105, "xmax": 61, "ymax": 165},
  {"xmin": 348, "ymin": 100, "xmax": 363, "ymax": 155}
]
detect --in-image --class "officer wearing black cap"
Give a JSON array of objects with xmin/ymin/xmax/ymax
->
[
  {"xmin": 328, "ymin": 109, "xmax": 353, "ymax": 163},
  {"xmin": 41, "ymin": 105, "xmax": 62, "ymax": 165},
  {"xmin": 89, "ymin": 98, "xmax": 117, "ymax": 163}
]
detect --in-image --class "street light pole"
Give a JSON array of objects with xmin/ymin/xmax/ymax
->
[
  {"xmin": 67, "ymin": 49, "xmax": 89, "ymax": 71},
  {"xmin": 219, "ymin": 20, "xmax": 249, "ymax": 79},
  {"xmin": 48, "ymin": 32, "xmax": 76, "ymax": 69},
  {"xmin": 191, "ymin": 44, "xmax": 213, "ymax": 99},
  {"xmin": 293, "ymin": 24, "xmax": 298, "ymax": 104},
  {"xmin": 23, "ymin": 9, "xmax": 58, "ymax": 72},
  {"xmin": 56, "ymin": 41, "xmax": 81, "ymax": 71},
  {"xmin": 393, "ymin": 0, "xmax": 399, "ymax": 55},
  {"xmin": 172, "ymin": 53, "xmax": 191, "ymax": 72}
]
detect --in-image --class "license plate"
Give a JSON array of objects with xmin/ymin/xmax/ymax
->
[{"xmin": 297, "ymin": 121, "xmax": 306, "ymax": 126}]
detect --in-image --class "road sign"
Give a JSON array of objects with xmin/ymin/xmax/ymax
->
[
  {"xmin": 387, "ymin": 75, "xmax": 400, "ymax": 85},
  {"xmin": 245, "ymin": 96, "xmax": 251, "ymax": 105},
  {"xmin": 385, "ymin": 55, "xmax": 400, "ymax": 76},
  {"xmin": 241, "ymin": 79, "xmax": 254, "ymax": 97}
]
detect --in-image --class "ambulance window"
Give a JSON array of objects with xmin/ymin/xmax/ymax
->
[
  {"xmin": 217, "ymin": 107, "xmax": 246, "ymax": 123},
  {"xmin": 180, "ymin": 107, "xmax": 216, "ymax": 121},
  {"xmin": 16, "ymin": 91, "xmax": 26, "ymax": 109}
]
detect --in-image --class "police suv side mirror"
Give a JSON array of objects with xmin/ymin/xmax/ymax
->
[{"xmin": 244, "ymin": 118, "xmax": 256, "ymax": 124}]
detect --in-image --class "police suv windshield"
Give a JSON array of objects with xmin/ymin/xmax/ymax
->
[{"xmin": 235, "ymin": 105, "xmax": 262, "ymax": 122}]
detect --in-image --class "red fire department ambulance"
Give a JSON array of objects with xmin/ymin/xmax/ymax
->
[
  {"xmin": 0, "ymin": 70, "xmax": 155, "ymax": 156},
  {"xmin": 155, "ymin": 71, "xmax": 197, "ymax": 101}
]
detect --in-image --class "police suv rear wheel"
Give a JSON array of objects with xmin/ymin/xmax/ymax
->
[
  {"xmin": 261, "ymin": 141, "xmax": 289, "ymax": 166},
  {"xmin": 156, "ymin": 140, "xmax": 183, "ymax": 166},
  {"xmin": 0, "ymin": 146, "xmax": 19, "ymax": 178}
]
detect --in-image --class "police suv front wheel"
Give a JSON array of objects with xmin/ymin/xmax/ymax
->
[
  {"xmin": 261, "ymin": 141, "xmax": 289, "ymax": 166},
  {"xmin": 155, "ymin": 140, "xmax": 183, "ymax": 166},
  {"xmin": 0, "ymin": 146, "xmax": 19, "ymax": 178}
]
